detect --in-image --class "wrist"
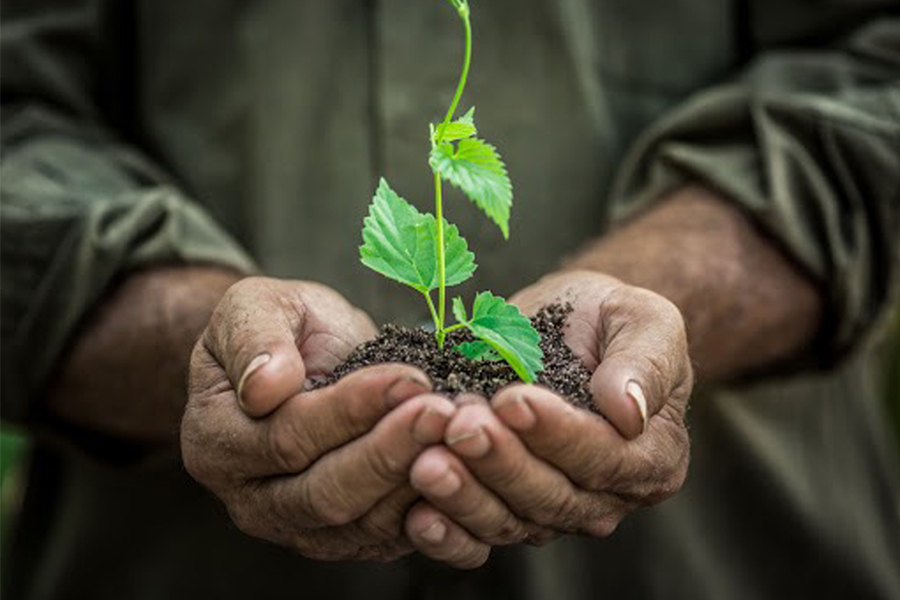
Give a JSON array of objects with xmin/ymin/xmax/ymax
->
[
  {"xmin": 45, "ymin": 265, "xmax": 243, "ymax": 444},
  {"xmin": 564, "ymin": 185, "xmax": 822, "ymax": 381}
]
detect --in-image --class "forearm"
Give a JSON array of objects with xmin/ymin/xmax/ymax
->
[
  {"xmin": 566, "ymin": 185, "xmax": 823, "ymax": 381},
  {"xmin": 44, "ymin": 266, "xmax": 242, "ymax": 444}
]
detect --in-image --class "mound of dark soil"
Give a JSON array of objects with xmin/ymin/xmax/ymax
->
[{"xmin": 319, "ymin": 303, "xmax": 594, "ymax": 410}]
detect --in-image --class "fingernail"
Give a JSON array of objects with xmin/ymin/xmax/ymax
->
[
  {"xmin": 447, "ymin": 427, "xmax": 491, "ymax": 458},
  {"xmin": 625, "ymin": 380, "xmax": 648, "ymax": 434},
  {"xmin": 428, "ymin": 469, "xmax": 462, "ymax": 498},
  {"xmin": 386, "ymin": 374, "xmax": 431, "ymax": 408},
  {"xmin": 413, "ymin": 405, "xmax": 455, "ymax": 444},
  {"xmin": 496, "ymin": 392, "xmax": 536, "ymax": 431},
  {"xmin": 419, "ymin": 521, "xmax": 447, "ymax": 544},
  {"xmin": 238, "ymin": 353, "xmax": 271, "ymax": 403}
]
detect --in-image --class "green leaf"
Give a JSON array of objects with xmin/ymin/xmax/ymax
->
[
  {"xmin": 439, "ymin": 121, "xmax": 477, "ymax": 143},
  {"xmin": 441, "ymin": 219, "xmax": 478, "ymax": 287},
  {"xmin": 457, "ymin": 106, "xmax": 475, "ymax": 126},
  {"xmin": 451, "ymin": 295, "xmax": 471, "ymax": 324},
  {"xmin": 452, "ymin": 292, "xmax": 544, "ymax": 382},
  {"xmin": 436, "ymin": 107, "xmax": 478, "ymax": 142},
  {"xmin": 429, "ymin": 138, "xmax": 512, "ymax": 238},
  {"xmin": 360, "ymin": 178, "xmax": 476, "ymax": 293},
  {"xmin": 445, "ymin": 0, "xmax": 469, "ymax": 15},
  {"xmin": 455, "ymin": 340, "xmax": 502, "ymax": 361}
]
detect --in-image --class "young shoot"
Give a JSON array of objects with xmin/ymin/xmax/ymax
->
[{"xmin": 359, "ymin": 0, "xmax": 544, "ymax": 383}]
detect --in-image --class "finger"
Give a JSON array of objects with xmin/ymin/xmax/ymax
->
[
  {"xmin": 289, "ymin": 282, "xmax": 378, "ymax": 377},
  {"xmin": 202, "ymin": 277, "xmax": 308, "ymax": 417},
  {"xmin": 184, "ymin": 364, "xmax": 432, "ymax": 482},
  {"xmin": 280, "ymin": 520, "xmax": 414, "ymax": 563},
  {"xmin": 298, "ymin": 486, "xmax": 419, "ymax": 561},
  {"xmin": 410, "ymin": 446, "xmax": 535, "ymax": 545},
  {"xmin": 492, "ymin": 385, "xmax": 689, "ymax": 503},
  {"xmin": 443, "ymin": 403, "xmax": 618, "ymax": 536},
  {"xmin": 454, "ymin": 393, "xmax": 489, "ymax": 408},
  {"xmin": 351, "ymin": 538, "xmax": 415, "ymax": 563},
  {"xmin": 405, "ymin": 502, "xmax": 491, "ymax": 569},
  {"xmin": 261, "ymin": 364, "xmax": 434, "ymax": 478},
  {"xmin": 357, "ymin": 485, "xmax": 421, "ymax": 542},
  {"xmin": 260, "ymin": 394, "xmax": 455, "ymax": 528},
  {"xmin": 591, "ymin": 287, "xmax": 691, "ymax": 439}
]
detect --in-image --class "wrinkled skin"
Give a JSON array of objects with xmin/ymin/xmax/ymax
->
[
  {"xmin": 182, "ymin": 277, "xmax": 457, "ymax": 561},
  {"xmin": 182, "ymin": 272, "xmax": 691, "ymax": 567},
  {"xmin": 404, "ymin": 271, "xmax": 693, "ymax": 568}
]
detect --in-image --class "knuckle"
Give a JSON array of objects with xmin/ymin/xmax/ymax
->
[
  {"xmin": 290, "ymin": 533, "xmax": 349, "ymax": 561},
  {"xmin": 209, "ymin": 278, "xmax": 256, "ymax": 326},
  {"xmin": 180, "ymin": 412, "xmax": 224, "ymax": 487},
  {"xmin": 644, "ymin": 353, "xmax": 671, "ymax": 387},
  {"xmin": 187, "ymin": 340, "xmax": 210, "ymax": 391},
  {"xmin": 535, "ymin": 423, "xmax": 577, "ymax": 462},
  {"xmin": 627, "ymin": 417, "xmax": 690, "ymax": 504},
  {"xmin": 449, "ymin": 543, "xmax": 490, "ymax": 570},
  {"xmin": 545, "ymin": 492, "xmax": 584, "ymax": 530},
  {"xmin": 360, "ymin": 487, "xmax": 417, "ymax": 541},
  {"xmin": 654, "ymin": 293, "xmax": 684, "ymax": 329},
  {"xmin": 524, "ymin": 485, "xmax": 579, "ymax": 530},
  {"xmin": 181, "ymin": 443, "xmax": 209, "ymax": 484},
  {"xmin": 289, "ymin": 535, "xmax": 317, "ymax": 558},
  {"xmin": 490, "ymin": 511, "xmax": 528, "ymax": 545},
  {"xmin": 179, "ymin": 415, "xmax": 205, "ymax": 473},
  {"xmin": 523, "ymin": 525, "xmax": 559, "ymax": 546},
  {"xmin": 652, "ymin": 453, "xmax": 689, "ymax": 504},
  {"xmin": 584, "ymin": 514, "xmax": 622, "ymax": 538},
  {"xmin": 360, "ymin": 512, "xmax": 403, "ymax": 541},
  {"xmin": 305, "ymin": 480, "xmax": 355, "ymax": 527},
  {"xmin": 583, "ymin": 450, "xmax": 627, "ymax": 491},
  {"xmin": 354, "ymin": 540, "xmax": 412, "ymax": 563},
  {"xmin": 340, "ymin": 382, "xmax": 380, "ymax": 427},
  {"xmin": 486, "ymin": 450, "xmax": 530, "ymax": 492},
  {"xmin": 364, "ymin": 443, "xmax": 405, "ymax": 486},
  {"xmin": 226, "ymin": 498, "xmax": 268, "ymax": 540},
  {"xmin": 266, "ymin": 417, "xmax": 312, "ymax": 473},
  {"xmin": 228, "ymin": 276, "xmax": 264, "ymax": 298}
]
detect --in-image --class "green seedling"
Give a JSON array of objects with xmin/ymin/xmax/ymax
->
[{"xmin": 359, "ymin": 0, "xmax": 544, "ymax": 382}]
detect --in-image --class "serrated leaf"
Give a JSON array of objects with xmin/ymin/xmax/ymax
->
[
  {"xmin": 458, "ymin": 106, "xmax": 475, "ymax": 126},
  {"xmin": 452, "ymin": 296, "xmax": 469, "ymax": 324},
  {"xmin": 455, "ymin": 340, "xmax": 502, "ymax": 361},
  {"xmin": 441, "ymin": 219, "xmax": 478, "ymax": 287},
  {"xmin": 439, "ymin": 121, "xmax": 477, "ymax": 142},
  {"xmin": 429, "ymin": 138, "xmax": 512, "ymax": 238},
  {"xmin": 436, "ymin": 107, "xmax": 478, "ymax": 142},
  {"xmin": 453, "ymin": 292, "xmax": 544, "ymax": 382},
  {"xmin": 360, "ymin": 178, "xmax": 476, "ymax": 292}
]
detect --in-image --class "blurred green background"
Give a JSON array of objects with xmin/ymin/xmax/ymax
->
[{"xmin": 1, "ymin": 423, "xmax": 30, "ymax": 571}]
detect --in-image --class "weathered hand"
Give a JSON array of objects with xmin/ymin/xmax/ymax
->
[
  {"xmin": 182, "ymin": 277, "xmax": 456, "ymax": 561},
  {"xmin": 405, "ymin": 270, "xmax": 692, "ymax": 567}
]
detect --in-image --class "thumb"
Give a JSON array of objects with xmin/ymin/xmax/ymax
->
[
  {"xmin": 589, "ymin": 289, "xmax": 691, "ymax": 440},
  {"xmin": 203, "ymin": 277, "xmax": 307, "ymax": 418}
]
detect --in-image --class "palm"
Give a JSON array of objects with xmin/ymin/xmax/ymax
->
[{"xmin": 509, "ymin": 272, "xmax": 614, "ymax": 371}]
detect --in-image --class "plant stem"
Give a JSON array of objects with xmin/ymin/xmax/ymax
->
[
  {"xmin": 442, "ymin": 323, "xmax": 466, "ymax": 335},
  {"xmin": 434, "ymin": 172, "xmax": 447, "ymax": 347},
  {"xmin": 433, "ymin": 3, "xmax": 472, "ymax": 349},
  {"xmin": 437, "ymin": 7, "xmax": 472, "ymax": 140},
  {"xmin": 424, "ymin": 287, "xmax": 440, "ymax": 336}
]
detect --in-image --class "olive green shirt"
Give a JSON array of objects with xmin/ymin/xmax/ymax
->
[{"xmin": 2, "ymin": 1, "xmax": 899, "ymax": 598}]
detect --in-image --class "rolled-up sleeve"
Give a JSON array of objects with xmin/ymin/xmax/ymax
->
[
  {"xmin": 611, "ymin": 18, "xmax": 900, "ymax": 367},
  {"xmin": 1, "ymin": 2, "xmax": 256, "ymax": 424}
]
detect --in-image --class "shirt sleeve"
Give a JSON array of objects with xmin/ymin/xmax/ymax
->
[
  {"xmin": 611, "ymin": 17, "xmax": 900, "ymax": 369},
  {"xmin": 1, "ymin": 2, "xmax": 258, "ymax": 424}
]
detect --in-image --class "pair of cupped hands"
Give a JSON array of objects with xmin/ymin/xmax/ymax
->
[{"xmin": 181, "ymin": 270, "xmax": 692, "ymax": 569}]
